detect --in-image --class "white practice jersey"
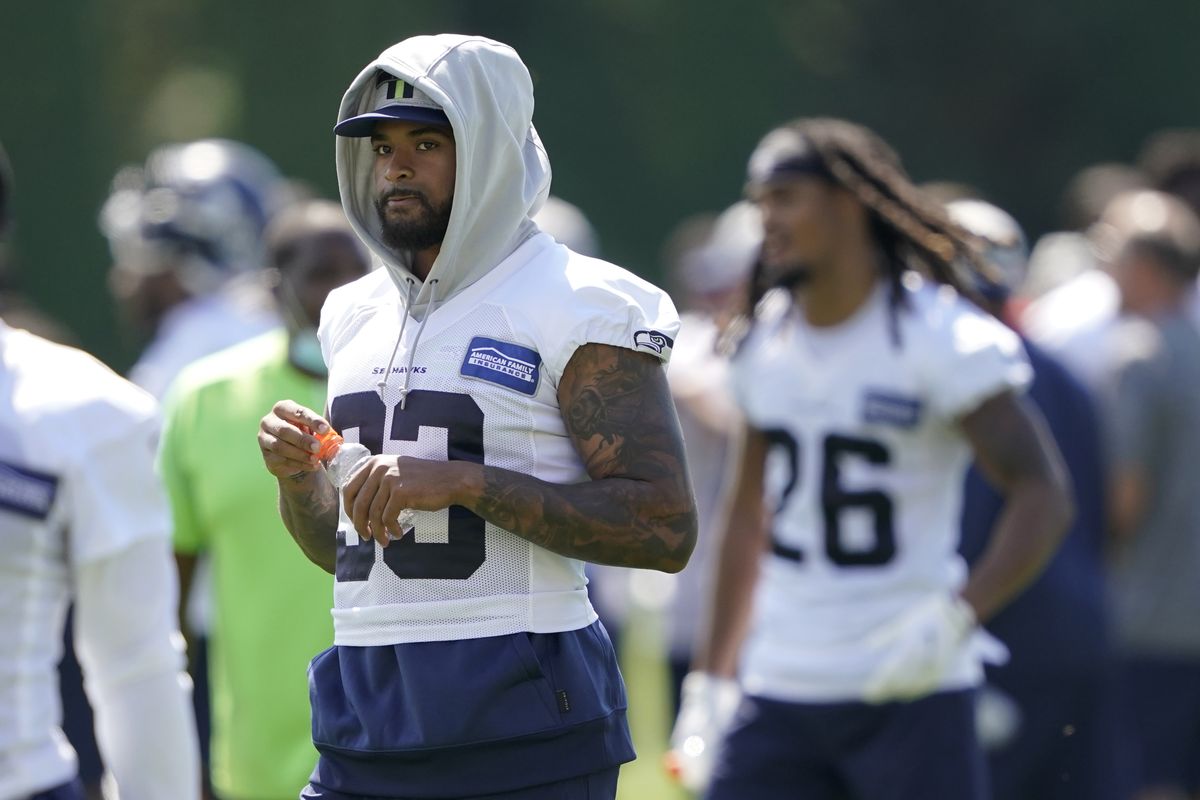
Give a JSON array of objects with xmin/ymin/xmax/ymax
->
[
  {"xmin": 1020, "ymin": 268, "xmax": 1118, "ymax": 391},
  {"xmin": 732, "ymin": 276, "xmax": 1031, "ymax": 702},
  {"xmin": 130, "ymin": 279, "xmax": 279, "ymax": 400},
  {"xmin": 0, "ymin": 324, "xmax": 171, "ymax": 796},
  {"xmin": 319, "ymin": 233, "xmax": 679, "ymax": 646}
]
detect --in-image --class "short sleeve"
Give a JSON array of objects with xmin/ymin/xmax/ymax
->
[
  {"xmin": 541, "ymin": 261, "xmax": 681, "ymax": 383},
  {"xmin": 158, "ymin": 384, "xmax": 206, "ymax": 555},
  {"xmin": 317, "ymin": 289, "xmax": 340, "ymax": 369},
  {"xmin": 67, "ymin": 414, "xmax": 173, "ymax": 566},
  {"xmin": 923, "ymin": 302, "xmax": 1033, "ymax": 419}
]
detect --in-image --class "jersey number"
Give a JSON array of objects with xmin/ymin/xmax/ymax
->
[
  {"xmin": 331, "ymin": 389, "xmax": 486, "ymax": 582},
  {"xmin": 762, "ymin": 430, "xmax": 896, "ymax": 567}
]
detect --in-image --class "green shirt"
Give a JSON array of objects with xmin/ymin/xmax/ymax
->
[{"xmin": 160, "ymin": 329, "xmax": 332, "ymax": 800}]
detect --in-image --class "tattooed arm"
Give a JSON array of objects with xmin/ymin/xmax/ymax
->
[
  {"xmin": 258, "ymin": 400, "xmax": 340, "ymax": 574},
  {"xmin": 475, "ymin": 342, "xmax": 698, "ymax": 571},
  {"xmin": 277, "ymin": 473, "xmax": 340, "ymax": 574},
  {"xmin": 344, "ymin": 342, "xmax": 698, "ymax": 572}
]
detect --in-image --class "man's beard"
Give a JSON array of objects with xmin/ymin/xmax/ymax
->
[{"xmin": 374, "ymin": 189, "xmax": 452, "ymax": 252}]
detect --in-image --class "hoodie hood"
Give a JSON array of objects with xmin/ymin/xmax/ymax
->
[{"xmin": 335, "ymin": 34, "xmax": 552, "ymax": 316}]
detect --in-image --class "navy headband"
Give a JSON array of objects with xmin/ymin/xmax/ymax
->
[{"xmin": 746, "ymin": 130, "xmax": 833, "ymax": 186}]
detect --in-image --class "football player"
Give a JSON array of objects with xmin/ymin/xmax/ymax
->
[
  {"xmin": 672, "ymin": 118, "xmax": 1074, "ymax": 799},
  {"xmin": 92, "ymin": 139, "xmax": 288, "ymax": 797},
  {"xmin": 1100, "ymin": 190, "xmax": 1200, "ymax": 800},
  {"xmin": 257, "ymin": 34, "xmax": 697, "ymax": 799},
  {"xmin": 0, "ymin": 148, "xmax": 199, "ymax": 800},
  {"xmin": 662, "ymin": 201, "xmax": 760, "ymax": 716},
  {"xmin": 951, "ymin": 198, "xmax": 1120, "ymax": 800},
  {"xmin": 100, "ymin": 138, "xmax": 286, "ymax": 399},
  {"xmin": 160, "ymin": 200, "xmax": 369, "ymax": 800}
]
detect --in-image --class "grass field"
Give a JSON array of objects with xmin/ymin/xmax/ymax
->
[{"xmin": 614, "ymin": 605, "xmax": 691, "ymax": 800}]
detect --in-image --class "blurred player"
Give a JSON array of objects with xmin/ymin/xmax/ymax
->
[
  {"xmin": 1099, "ymin": 190, "xmax": 1200, "ymax": 800},
  {"xmin": 257, "ymin": 34, "xmax": 696, "ymax": 799},
  {"xmin": 950, "ymin": 199, "xmax": 1120, "ymax": 800},
  {"xmin": 93, "ymin": 139, "xmax": 288, "ymax": 797},
  {"xmin": 663, "ymin": 201, "xmax": 759, "ymax": 713},
  {"xmin": 1138, "ymin": 129, "xmax": 1200, "ymax": 221},
  {"xmin": 673, "ymin": 118, "xmax": 1073, "ymax": 799},
  {"xmin": 533, "ymin": 195, "xmax": 602, "ymax": 259},
  {"xmin": 101, "ymin": 138, "xmax": 286, "ymax": 399},
  {"xmin": 1020, "ymin": 162, "xmax": 1149, "ymax": 389},
  {"xmin": 160, "ymin": 200, "xmax": 368, "ymax": 800},
  {"xmin": 1137, "ymin": 129, "xmax": 1200, "ymax": 329},
  {"xmin": 0, "ymin": 152, "xmax": 199, "ymax": 800}
]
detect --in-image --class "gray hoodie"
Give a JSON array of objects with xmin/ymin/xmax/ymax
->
[{"xmin": 335, "ymin": 34, "xmax": 551, "ymax": 319}]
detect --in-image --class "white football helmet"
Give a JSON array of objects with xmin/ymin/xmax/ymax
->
[{"xmin": 103, "ymin": 139, "xmax": 286, "ymax": 295}]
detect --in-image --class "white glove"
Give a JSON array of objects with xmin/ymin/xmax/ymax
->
[
  {"xmin": 666, "ymin": 672, "xmax": 742, "ymax": 793},
  {"xmin": 863, "ymin": 594, "xmax": 1009, "ymax": 704}
]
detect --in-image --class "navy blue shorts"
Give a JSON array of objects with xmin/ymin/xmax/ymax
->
[
  {"xmin": 303, "ymin": 621, "xmax": 633, "ymax": 798},
  {"xmin": 707, "ymin": 689, "xmax": 988, "ymax": 800},
  {"xmin": 1118, "ymin": 656, "xmax": 1200, "ymax": 793},
  {"xmin": 300, "ymin": 767, "xmax": 619, "ymax": 800},
  {"xmin": 981, "ymin": 666, "xmax": 1124, "ymax": 800},
  {"xmin": 27, "ymin": 778, "xmax": 85, "ymax": 800}
]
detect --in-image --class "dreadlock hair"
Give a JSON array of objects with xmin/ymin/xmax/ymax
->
[{"xmin": 744, "ymin": 118, "xmax": 996, "ymax": 337}]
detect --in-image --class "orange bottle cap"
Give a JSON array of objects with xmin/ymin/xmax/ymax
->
[{"xmin": 315, "ymin": 428, "xmax": 344, "ymax": 462}]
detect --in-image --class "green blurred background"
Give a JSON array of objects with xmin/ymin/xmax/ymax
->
[
  {"xmin": 4, "ymin": 0, "xmax": 1200, "ymax": 371},
  {"xmin": 4, "ymin": 3, "xmax": 1198, "ymax": 796}
]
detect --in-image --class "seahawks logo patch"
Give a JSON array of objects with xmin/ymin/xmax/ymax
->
[{"xmin": 634, "ymin": 329, "xmax": 675, "ymax": 354}]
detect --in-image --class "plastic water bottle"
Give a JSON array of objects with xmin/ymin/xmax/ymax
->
[
  {"xmin": 315, "ymin": 429, "xmax": 414, "ymax": 538},
  {"xmin": 320, "ymin": 437, "xmax": 371, "ymax": 490}
]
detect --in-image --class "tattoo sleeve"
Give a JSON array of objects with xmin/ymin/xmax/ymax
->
[
  {"xmin": 468, "ymin": 342, "xmax": 698, "ymax": 572},
  {"xmin": 278, "ymin": 473, "xmax": 340, "ymax": 574}
]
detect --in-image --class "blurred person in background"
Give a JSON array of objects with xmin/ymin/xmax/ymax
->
[
  {"xmin": 1138, "ymin": 129, "xmax": 1200, "ymax": 221},
  {"xmin": 100, "ymin": 138, "xmax": 286, "ymax": 399},
  {"xmin": 672, "ymin": 117, "xmax": 1073, "ymax": 799},
  {"xmin": 0, "ymin": 154, "xmax": 199, "ymax": 800},
  {"xmin": 662, "ymin": 201, "xmax": 758, "ymax": 716},
  {"xmin": 533, "ymin": 195, "xmax": 601, "ymax": 259},
  {"xmin": 1020, "ymin": 162, "xmax": 1149, "ymax": 389},
  {"xmin": 86, "ymin": 138, "xmax": 288, "ymax": 798},
  {"xmin": 1138, "ymin": 128, "xmax": 1200, "ymax": 328},
  {"xmin": 1022, "ymin": 162, "xmax": 1148, "ymax": 301},
  {"xmin": 159, "ymin": 199, "xmax": 369, "ymax": 800},
  {"xmin": 1098, "ymin": 189, "xmax": 1200, "ymax": 800},
  {"xmin": 949, "ymin": 198, "xmax": 1121, "ymax": 800}
]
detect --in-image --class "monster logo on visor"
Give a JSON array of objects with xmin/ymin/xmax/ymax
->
[{"xmin": 334, "ymin": 74, "xmax": 450, "ymax": 137}]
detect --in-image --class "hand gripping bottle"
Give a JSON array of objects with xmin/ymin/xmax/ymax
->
[
  {"xmin": 314, "ymin": 428, "xmax": 415, "ymax": 538},
  {"xmin": 314, "ymin": 429, "xmax": 369, "ymax": 489}
]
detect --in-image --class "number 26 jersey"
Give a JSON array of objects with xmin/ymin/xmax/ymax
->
[
  {"xmin": 318, "ymin": 233, "xmax": 679, "ymax": 647},
  {"xmin": 731, "ymin": 276, "xmax": 1031, "ymax": 702}
]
